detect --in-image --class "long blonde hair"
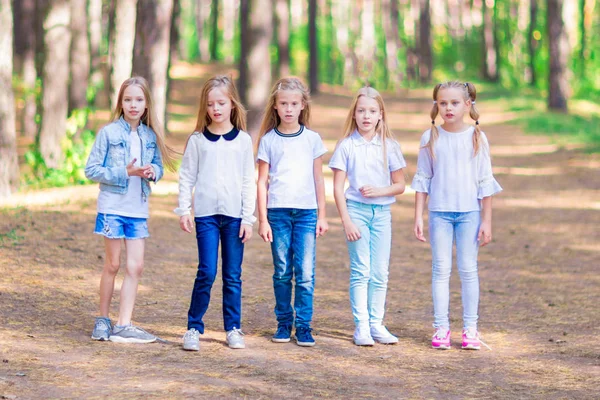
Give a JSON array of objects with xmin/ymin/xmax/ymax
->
[
  {"xmin": 256, "ymin": 77, "xmax": 311, "ymax": 150},
  {"xmin": 112, "ymin": 76, "xmax": 178, "ymax": 172},
  {"xmin": 339, "ymin": 86, "xmax": 397, "ymax": 169},
  {"xmin": 425, "ymin": 81, "xmax": 482, "ymax": 158},
  {"xmin": 193, "ymin": 75, "xmax": 247, "ymax": 134}
]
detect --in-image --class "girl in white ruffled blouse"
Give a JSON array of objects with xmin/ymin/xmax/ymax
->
[{"xmin": 412, "ymin": 81, "xmax": 502, "ymax": 351}]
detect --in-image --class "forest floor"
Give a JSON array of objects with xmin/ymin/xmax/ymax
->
[{"xmin": 1, "ymin": 63, "xmax": 599, "ymax": 399}]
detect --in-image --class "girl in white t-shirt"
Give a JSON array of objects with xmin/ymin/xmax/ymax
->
[
  {"xmin": 413, "ymin": 81, "xmax": 502, "ymax": 350},
  {"xmin": 256, "ymin": 77, "xmax": 328, "ymax": 347},
  {"xmin": 329, "ymin": 87, "xmax": 407, "ymax": 346},
  {"xmin": 175, "ymin": 75, "xmax": 256, "ymax": 351}
]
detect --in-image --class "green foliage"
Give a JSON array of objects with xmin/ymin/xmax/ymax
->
[
  {"xmin": 0, "ymin": 226, "xmax": 24, "ymax": 246},
  {"xmin": 516, "ymin": 112, "xmax": 600, "ymax": 151},
  {"xmin": 23, "ymin": 108, "xmax": 96, "ymax": 189}
]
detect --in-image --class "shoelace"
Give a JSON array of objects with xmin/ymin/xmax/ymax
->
[
  {"xmin": 228, "ymin": 328, "xmax": 245, "ymax": 338},
  {"xmin": 465, "ymin": 328, "xmax": 492, "ymax": 351},
  {"xmin": 433, "ymin": 328, "xmax": 449, "ymax": 340}
]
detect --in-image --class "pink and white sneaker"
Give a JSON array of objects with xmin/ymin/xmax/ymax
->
[
  {"xmin": 431, "ymin": 327, "xmax": 451, "ymax": 350},
  {"xmin": 462, "ymin": 327, "xmax": 481, "ymax": 350}
]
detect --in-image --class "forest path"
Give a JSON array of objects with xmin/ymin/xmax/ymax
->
[{"xmin": 1, "ymin": 63, "xmax": 599, "ymax": 399}]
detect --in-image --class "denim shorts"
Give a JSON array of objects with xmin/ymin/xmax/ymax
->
[{"xmin": 94, "ymin": 213, "xmax": 149, "ymax": 240}]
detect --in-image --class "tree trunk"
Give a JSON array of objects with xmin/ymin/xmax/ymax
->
[
  {"xmin": 275, "ymin": 0, "xmax": 290, "ymax": 77},
  {"xmin": 308, "ymin": 0, "xmax": 318, "ymax": 93},
  {"xmin": 69, "ymin": 0, "xmax": 90, "ymax": 112},
  {"xmin": 210, "ymin": 0, "xmax": 219, "ymax": 60},
  {"xmin": 0, "ymin": 0, "xmax": 19, "ymax": 198},
  {"xmin": 240, "ymin": 0, "xmax": 272, "ymax": 135},
  {"xmin": 482, "ymin": 0, "xmax": 498, "ymax": 81},
  {"xmin": 547, "ymin": 0, "xmax": 569, "ymax": 111},
  {"xmin": 39, "ymin": 0, "xmax": 71, "ymax": 169},
  {"xmin": 223, "ymin": 0, "xmax": 236, "ymax": 64},
  {"xmin": 110, "ymin": 0, "xmax": 138, "ymax": 110},
  {"xmin": 13, "ymin": 0, "xmax": 37, "ymax": 138},
  {"xmin": 418, "ymin": 0, "xmax": 432, "ymax": 82},
  {"xmin": 195, "ymin": 0, "xmax": 211, "ymax": 62},
  {"xmin": 133, "ymin": 0, "xmax": 173, "ymax": 124},
  {"xmin": 528, "ymin": 0, "xmax": 538, "ymax": 86},
  {"xmin": 382, "ymin": 0, "xmax": 403, "ymax": 89},
  {"xmin": 332, "ymin": 0, "xmax": 352, "ymax": 87},
  {"xmin": 359, "ymin": 0, "xmax": 375, "ymax": 85},
  {"xmin": 88, "ymin": 0, "xmax": 102, "ymax": 86},
  {"xmin": 170, "ymin": 0, "xmax": 183, "ymax": 62}
]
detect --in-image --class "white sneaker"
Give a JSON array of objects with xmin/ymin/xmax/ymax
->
[
  {"xmin": 370, "ymin": 324, "xmax": 398, "ymax": 344},
  {"xmin": 226, "ymin": 328, "xmax": 246, "ymax": 349},
  {"xmin": 183, "ymin": 328, "xmax": 200, "ymax": 351},
  {"xmin": 353, "ymin": 323, "xmax": 375, "ymax": 346}
]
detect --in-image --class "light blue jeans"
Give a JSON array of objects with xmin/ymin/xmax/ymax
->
[
  {"xmin": 429, "ymin": 211, "xmax": 481, "ymax": 330},
  {"xmin": 346, "ymin": 200, "xmax": 392, "ymax": 326}
]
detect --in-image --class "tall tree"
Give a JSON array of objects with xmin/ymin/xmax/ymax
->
[
  {"xmin": 132, "ymin": 0, "xmax": 173, "ymax": 124},
  {"xmin": 69, "ymin": 0, "xmax": 90, "ymax": 111},
  {"xmin": 382, "ymin": 0, "xmax": 403, "ymax": 89},
  {"xmin": 210, "ymin": 0, "xmax": 219, "ymax": 60},
  {"xmin": 13, "ymin": 0, "xmax": 37, "ymax": 138},
  {"xmin": 0, "ymin": 0, "xmax": 19, "ymax": 198},
  {"xmin": 417, "ymin": 0, "xmax": 432, "ymax": 82},
  {"xmin": 110, "ymin": 0, "xmax": 138, "ymax": 110},
  {"xmin": 360, "ymin": 0, "xmax": 376, "ymax": 84},
  {"xmin": 88, "ymin": 0, "xmax": 103, "ymax": 87},
  {"xmin": 548, "ymin": 0, "xmax": 569, "ymax": 111},
  {"xmin": 482, "ymin": 0, "xmax": 499, "ymax": 81},
  {"xmin": 275, "ymin": 0, "xmax": 290, "ymax": 77},
  {"xmin": 528, "ymin": 0, "xmax": 539, "ymax": 86},
  {"xmin": 223, "ymin": 0, "xmax": 237, "ymax": 64},
  {"xmin": 39, "ymin": 0, "xmax": 72, "ymax": 169},
  {"xmin": 308, "ymin": 0, "xmax": 318, "ymax": 93},
  {"xmin": 195, "ymin": 0, "xmax": 211, "ymax": 62},
  {"xmin": 239, "ymin": 0, "xmax": 272, "ymax": 134}
]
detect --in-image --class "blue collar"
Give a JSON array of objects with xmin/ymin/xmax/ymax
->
[
  {"xmin": 274, "ymin": 125, "xmax": 304, "ymax": 137},
  {"xmin": 203, "ymin": 127, "xmax": 240, "ymax": 142}
]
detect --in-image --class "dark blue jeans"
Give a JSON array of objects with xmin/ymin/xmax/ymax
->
[
  {"xmin": 267, "ymin": 208, "xmax": 317, "ymax": 328},
  {"xmin": 188, "ymin": 215, "xmax": 244, "ymax": 333}
]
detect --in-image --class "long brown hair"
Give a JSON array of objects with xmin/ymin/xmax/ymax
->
[
  {"xmin": 112, "ymin": 76, "xmax": 178, "ymax": 172},
  {"xmin": 339, "ymin": 86, "xmax": 398, "ymax": 169},
  {"xmin": 256, "ymin": 77, "xmax": 311, "ymax": 151},
  {"xmin": 425, "ymin": 81, "xmax": 482, "ymax": 158},
  {"xmin": 193, "ymin": 75, "xmax": 247, "ymax": 134}
]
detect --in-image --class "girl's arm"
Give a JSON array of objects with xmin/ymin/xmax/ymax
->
[
  {"xmin": 332, "ymin": 169, "xmax": 361, "ymax": 241},
  {"xmin": 313, "ymin": 156, "xmax": 329, "ymax": 237},
  {"xmin": 478, "ymin": 196, "xmax": 493, "ymax": 246},
  {"xmin": 359, "ymin": 168, "xmax": 406, "ymax": 198},
  {"xmin": 257, "ymin": 160, "xmax": 272, "ymax": 242},
  {"xmin": 414, "ymin": 192, "xmax": 428, "ymax": 242},
  {"xmin": 174, "ymin": 136, "xmax": 199, "ymax": 233},
  {"xmin": 85, "ymin": 128, "xmax": 129, "ymax": 187},
  {"xmin": 239, "ymin": 138, "xmax": 257, "ymax": 243},
  {"xmin": 148, "ymin": 133, "xmax": 164, "ymax": 183}
]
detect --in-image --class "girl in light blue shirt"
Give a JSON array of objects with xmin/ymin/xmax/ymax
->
[
  {"xmin": 413, "ymin": 81, "xmax": 502, "ymax": 351},
  {"xmin": 330, "ymin": 87, "xmax": 406, "ymax": 346}
]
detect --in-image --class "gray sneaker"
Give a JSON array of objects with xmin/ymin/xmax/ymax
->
[
  {"xmin": 183, "ymin": 328, "xmax": 200, "ymax": 351},
  {"xmin": 109, "ymin": 324, "xmax": 157, "ymax": 344},
  {"xmin": 91, "ymin": 317, "xmax": 112, "ymax": 341},
  {"xmin": 226, "ymin": 328, "xmax": 245, "ymax": 349}
]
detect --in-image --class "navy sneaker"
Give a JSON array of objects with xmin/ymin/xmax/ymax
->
[
  {"xmin": 272, "ymin": 324, "xmax": 292, "ymax": 343},
  {"xmin": 295, "ymin": 326, "xmax": 315, "ymax": 347}
]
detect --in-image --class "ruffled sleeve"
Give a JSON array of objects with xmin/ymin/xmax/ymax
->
[
  {"xmin": 411, "ymin": 171, "xmax": 432, "ymax": 193},
  {"xmin": 477, "ymin": 132, "xmax": 502, "ymax": 199},
  {"xmin": 477, "ymin": 175, "xmax": 502, "ymax": 199},
  {"xmin": 411, "ymin": 131, "xmax": 434, "ymax": 193}
]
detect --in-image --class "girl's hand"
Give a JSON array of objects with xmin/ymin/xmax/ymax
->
[
  {"xmin": 478, "ymin": 220, "xmax": 492, "ymax": 246},
  {"xmin": 144, "ymin": 167, "xmax": 155, "ymax": 180},
  {"xmin": 414, "ymin": 217, "xmax": 426, "ymax": 242},
  {"xmin": 359, "ymin": 185, "xmax": 381, "ymax": 198},
  {"xmin": 343, "ymin": 219, "xmax": 361, "ymax": 242},
  {"xmin": 239, "ymin": 224, "xmax": 253, "ymax": 243},
  {"xmin": 126, "ymin": 158, "xmax": 154, "ymax": 178},
  {"xmin": 259, "ymin": 220, "xmax": 273, "ymax": 242},
  {"xmin": 179, "ymin": 215, "xmax": 194, "ymax": 233},
  {"xmin": 316, "ymin": 218, "xmax": 329, "ymax": 238}
]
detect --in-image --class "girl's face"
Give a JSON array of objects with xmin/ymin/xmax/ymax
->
[
  {"xmin": 354, "ymin": 96, "xmax": 382, "ymax": 135},
  {"xmin": 121, "ymin": 84, "xmax": 146, "ymax": 126},
  {"xmin": 207, "ymin": 86, "xmax": 233, "ymax": 126},
  {"xmin": 436, "ymin": 88, "xmax": 470, "ymax": 125},
  {"xmin": 274, "ymin": 90, "xmax": 305, "ymax": 126}
]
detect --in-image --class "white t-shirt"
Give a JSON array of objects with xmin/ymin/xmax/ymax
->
[
  {"xmin": 411, "ymin": 126, "xmax": 502, "ymax": 212},
  {"xmin": 329, "ymin": 131, "xmax": 407, "ymax": 205},
  {"xmin": 97, "ymin": 130, "xmax": 148, "ymax": 218},
  {"xmin": 257, "ymin": 125, "xmax": 327, "ymax": 209}
]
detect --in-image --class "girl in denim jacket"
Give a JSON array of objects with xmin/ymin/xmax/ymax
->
[
  {"xmin": 413, "ymin": 81, "xmax": 502, "ymax": 350},
  {"xmin": 330, "ymin": 87, "xmax": 407, "ymax": 346},
  {"xmin": 175, "ymin": 76, "xmax": 256, "ymax": 351},
  {"xmin": 85, "ymin": 77, "xmax": 177, "ymax": 344}
]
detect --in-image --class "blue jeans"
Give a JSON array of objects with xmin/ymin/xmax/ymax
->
[
  {"xmin": 267, "ymin": 208, "xmax": 317, "ymax": 328},
  {"xmin": 188, "ymin": 215, "xmax": 244, "ymax": 333},
  {"xmin": 346, "ymin": 200, "xmax": 392, "ymax": 326},
  {"xmin": 429, "ymin": 211, "xmax": 481, "ymax": 330}
]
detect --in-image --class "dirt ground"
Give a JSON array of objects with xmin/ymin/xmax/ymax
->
[{"xmin": 1, "ymin": 64, "xmax": 599, "ymax": 399}]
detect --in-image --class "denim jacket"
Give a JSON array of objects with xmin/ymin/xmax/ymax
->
[{"xmin": 85, "ymin": 117, "xmax": 164, "ymax": 200}]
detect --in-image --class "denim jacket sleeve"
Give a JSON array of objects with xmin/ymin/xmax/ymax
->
[
  {"xmin": 85, "ymin": 127, "xmax": 128, "ymax": 187},
  {"xmin": 148, "ymin": 131, "xmax": 164, "ymax": 183}
]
